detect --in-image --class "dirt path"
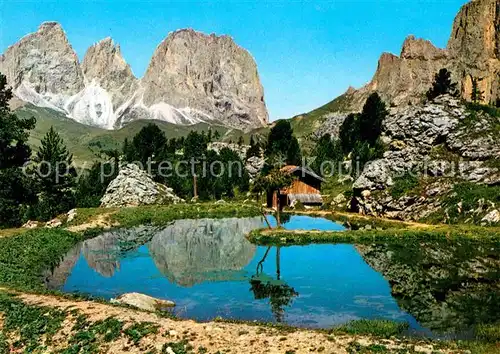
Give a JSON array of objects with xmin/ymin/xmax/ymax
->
[{"xmin": 4, "ymin": 292, "xmax": 458, "ymax": 354}]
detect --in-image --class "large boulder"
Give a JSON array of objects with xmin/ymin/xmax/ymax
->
[
  {"xmin": 100, "ymin": 164, "xmax": 183, "ymax": 207},
  {"xmin": 112, "ymin": 292, "xmax": 175, "ymax": 312}
]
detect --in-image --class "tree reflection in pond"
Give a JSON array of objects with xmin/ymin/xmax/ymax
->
[
  {"xmin": 250, "ymin": 246, "xmax": 299, "ymax": 323},
  {"xmin": 357, "ymin": 240, "xmax": 500, "ymax": 334}
]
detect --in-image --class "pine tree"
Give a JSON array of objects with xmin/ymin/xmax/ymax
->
[
  {"xmin": 246, "ymin": 135, "xmax": 261, "ymax": 159},
  {"xmin": 358, "ymin": 92, "xmax": 388, "ymax": 145},
  {"xmin": 339, "ymin": 113, "xmax": 360, "ymax": 154},
  {"xmin": 237, "ymin": 136, "xmax": 245, "ymax": 146},
  {"xmin": 0, "ymin": 74, "xmax": 36, "ymax": 227},
  {"xmin": 471, "ymin": 78, "xmax": 484, "ymax": 103},
  {"xmin": 33, "ymin": 126, "xmax": 76, "ymax": 220},
  {"xmin": 426, "ymin": 68, "xmax": 457, "ymax": 101},
  {"xmin": 128, "ymin": 124, "xmax": 167, "ymax": 166}
]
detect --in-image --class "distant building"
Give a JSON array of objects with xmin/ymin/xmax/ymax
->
[{"xmin": 267, "ymin": 165, "xmax": 325, "ymax": 209}]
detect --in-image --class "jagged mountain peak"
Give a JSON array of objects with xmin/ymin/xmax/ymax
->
[
  {"xmin": 1, "ymin": 23, "xmax": 269, "ymax": 130},
  {"xmin": 0, "ymin": 21, "xmax": 84, "ymax": 110},
  {"xmin": 400, "ymin": 35, "xmax": 448, "ymax": 60},
  {"xmin": 318, "ymin": 0, "xmax": 499, "ymax": 115},
  {"xmin": 140, "ymin": 27, "xmax": 268, "ymax": 129}
]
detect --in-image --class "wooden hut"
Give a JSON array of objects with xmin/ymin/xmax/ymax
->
[{"xmin": 267, "ymin": 165, "xmax": 325, "ymax": 209}]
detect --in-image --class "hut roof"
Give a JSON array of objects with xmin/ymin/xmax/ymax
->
[
  {"xmin": 280, "ymin": 165, "xmax": 325, "ymax": 182},
  {"xmin": 288, "ymin": 193, "xmax": 323, "ymax": 204}
]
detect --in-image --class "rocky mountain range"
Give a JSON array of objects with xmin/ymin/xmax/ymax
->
[
  {"xmin": 314, "ymin": 0, "xmax": 499, "ymax": 121},
  {"xmin": 0, "ymin": 23, "xmax": 268, "ymax": 130}
]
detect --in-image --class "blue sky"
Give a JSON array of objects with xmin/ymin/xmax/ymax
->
[{"xmin": 1, "ymin": 0, "xmax": 467, "ymax": 121}]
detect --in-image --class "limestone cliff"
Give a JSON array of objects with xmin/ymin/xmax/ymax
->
[
  {"xmin": 80, "ymin": 37, "xmax": 138, "ymax": 115},
  {"xmin": 138, "ymin": 29, "xmax": 268, "ymax": 129},
  {"xmin": 448, "ymin": 0, "xmax": 500, "ymax": 104},
  {"xmin": 1, "ymin": 24, "xmax": 269, "ymax": 130},
  {"xmin": 0, "ymin": 22, "xmax": 84, "ymax": 110}
]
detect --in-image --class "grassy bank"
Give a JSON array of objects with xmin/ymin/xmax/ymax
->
[
  {"xmin": 111, "ymin": 203, "xmax": 261, "ymax": 227},
  {"xmin": 0, "ymin": 203, "xmax": 262, "ymax": 292},
  {"xmin": 1, "ymin": 290, "xmax": 496, "ymax": 354},
  {"xmin": 0, "ymin": 204, "xmax": 498, "ymax": 352},
  {"xmin": 248, "ymin": 225, "xmax": 500, "ymax": 246}
]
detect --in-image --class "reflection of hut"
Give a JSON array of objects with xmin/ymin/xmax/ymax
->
[{"xmin": 267, "ymin": 165, "xmax": 325, "ymax": 209}]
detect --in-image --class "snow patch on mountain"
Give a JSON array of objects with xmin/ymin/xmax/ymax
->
[{"xmin": 15, "ymin": 81, "xmax": 68, "ymax": 113}]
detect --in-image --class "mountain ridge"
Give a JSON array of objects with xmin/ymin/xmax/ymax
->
[
  {"xmin": 295, "ymin": 0, "xmax": 500, "ymax": 132},
  {"xmin": 0, "ymin": 22, "xmax": 269, "ymax": 131}
]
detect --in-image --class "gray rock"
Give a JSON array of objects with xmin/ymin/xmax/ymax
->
[
  {"xmin": 112, "ymin": 292, "xmax": 175, "ymax": 312},
  {"xmin": 208, "ymin": 142, "xmax": 249, "ymax": 161},
  {"xmin": 245, "ymin": 155, "xmax": 265, "ymax": 179},
  {"xmin": 353, "ymin": 159, "xmax": 394, "ymax": 191}
]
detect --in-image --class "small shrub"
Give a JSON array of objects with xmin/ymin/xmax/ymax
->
[
  {"xmin": 390, "ymin": 172, "xmax": 419, "ymax": 199},
  {"xmin": 333, "ymin": 319, "xmax": 409, "ymax": 338}
]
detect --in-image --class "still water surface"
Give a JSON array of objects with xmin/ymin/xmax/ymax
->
[{"xmin": 47, "ymin": 215, "xmax": 499, "ymax": 337}]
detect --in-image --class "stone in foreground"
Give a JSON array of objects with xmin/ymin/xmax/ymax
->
[{"xmin": 100, "ymin": 164, "xmax": 183, "ymax": 207}]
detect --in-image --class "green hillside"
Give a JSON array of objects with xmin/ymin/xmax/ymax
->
[{"xmin": 15, "ymin": 92, "xmax": 350, "ymax": 164}]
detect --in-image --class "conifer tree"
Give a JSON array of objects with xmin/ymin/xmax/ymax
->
[
  {"xmin": 471, "ymin": 78, "xmax": 484, "ymax": 103},
  {"xmin": 358, "ymin": 92, "xmax": 388, "ymax": 145},
  {"xmin": 0, "ymin": 74, "xmax": 36, "ymax": 227},
  {"xmin": 246, "ymin": 135, "xmax": 261, "ymax": 159},
  {"xmin": 426, "ymin": 68, "xmax": 457, "ymax": 101},
  {"xmin": 265, "ymin": 120, "xmax": 301, "ymax": 166}
]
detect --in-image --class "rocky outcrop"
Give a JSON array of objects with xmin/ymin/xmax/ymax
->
[
  {"xmin": 111, "ymin": 292, "xmax": 175, "ymax": 312},
  {"xmin": 100, "ymin": 164, "xmax": 183, "ymax": 207},
  {"xmin": 354, "ymin": 96, "xmax": 500, "ymax": 190},
  {"xmin": 1, "ymin": 24, "xmax": 268, "ymax": 130},
  {"xmin": 357, "ymin": 242, "xmax": 500, "ymax": 333},
  {"xmin": 208, "ymin": 142, "xmax": 249, "ymax": 161},
  {"xmin": 346, "ymin": 36, "xmax": 449, "ymax": 110},
  {"xmin": 139, "ymin": 29, "xmax": 268, "ymax": 129},
  {"xmin": 148, "ymin": 217, "xmax": 261, "ymax": 287},
  {"xmin": 245, "ymin": 156, "xmax": 265, "ymax": 180},
  {"xmin": 0, "ymin": 22, "xmax": 84, "ymax": 110},
  {"xmin": 312, "ymin": 112, "xmax": 348, "ymax": 140}
]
